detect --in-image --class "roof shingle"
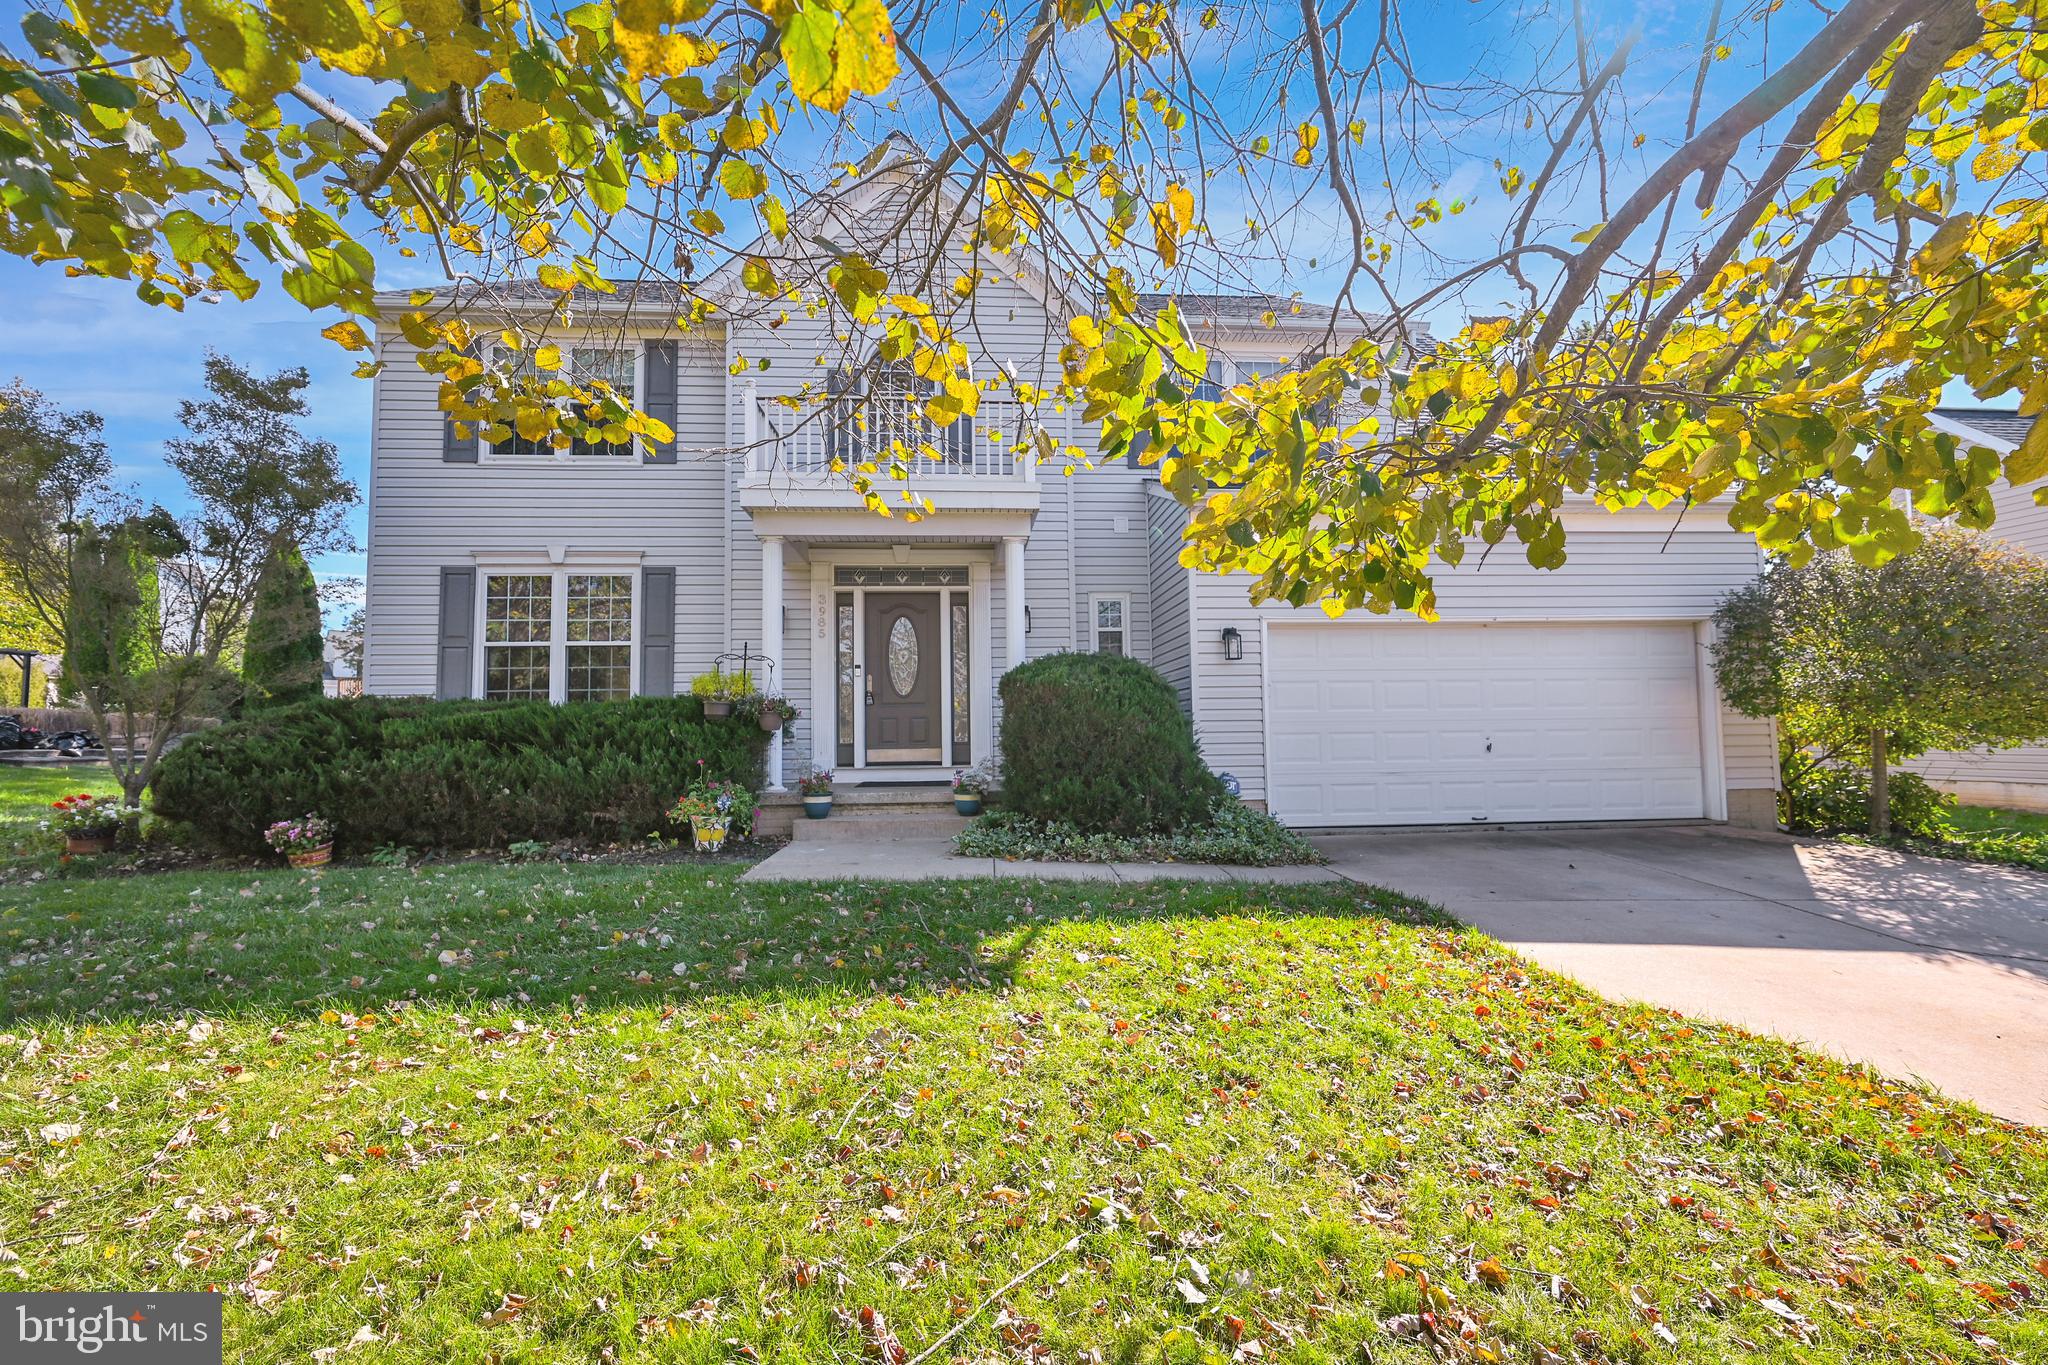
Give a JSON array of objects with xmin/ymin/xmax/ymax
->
[{"xmin": 1933, "ymin": 407, "xmax": 2034, "ymax": 449}]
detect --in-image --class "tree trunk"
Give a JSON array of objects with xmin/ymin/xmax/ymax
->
[{"xmin": 1868, "ymin": 728, "xmax": 1890, "ymax": 838}]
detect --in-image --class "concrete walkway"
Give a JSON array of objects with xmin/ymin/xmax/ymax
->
[
  {"xmin": 1313, "ymin": 825, "xmax": 2048, "ymax": 1127},
  {"xmin": 740, "ymin": 835, "xmax": 1344, "ymax": 885}
]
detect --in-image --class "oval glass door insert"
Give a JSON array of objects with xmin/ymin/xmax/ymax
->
[{"xmin": 887, "ymin": 616, "xmax": 919, "ymax": 696}]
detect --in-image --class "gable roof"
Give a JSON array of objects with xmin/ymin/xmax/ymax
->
[
  {"xmin": 373, "ymin": 277, "xmax": 694, "ymax": 319},
  {"xmin": 1135, "ymin": 292, "xmax": 1432, "ymax": 352},
  {"xmin": 1932, "ymin": 407, "xmax": 2033, "ymax": 452}
]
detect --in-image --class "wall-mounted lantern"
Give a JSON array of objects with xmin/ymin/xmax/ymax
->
[{"xmin": 1220, "ymin": 626, "xmax": 1243, "ymax": 661}]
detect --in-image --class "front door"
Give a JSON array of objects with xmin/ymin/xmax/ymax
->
[{"xmin": 864, "ymin": 593, "xmax": 943, "ymax": 762}]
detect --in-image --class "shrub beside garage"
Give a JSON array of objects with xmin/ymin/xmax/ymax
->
[
  {"xmin": 996, "ymin": 651, "xmax": 1225, "ymax": 835},
  {"xmin": 151, "ymin": 696, "xmax": 767, "ymax": 855}
]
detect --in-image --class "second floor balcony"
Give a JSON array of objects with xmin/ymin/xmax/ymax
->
[{"xmin": 738, "ymin": 384, "xmax": 1043, "ymax": 516}]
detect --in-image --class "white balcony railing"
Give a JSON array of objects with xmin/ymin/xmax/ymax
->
[{"xmin": 746, "ymin": 388, "xmax": 1039, "ymax": 481}]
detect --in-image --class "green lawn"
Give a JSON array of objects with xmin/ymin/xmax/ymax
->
[
  {"xmin": 1, "ymin": 862, "xmax": 2041, "ymax": 1364},
  {"xmin": 0, "ymin": 761, "xmax": 119, "ymax": 827},
  {"xmin": 1946, "ymin": 804, "xmax": 2048, "ymax": 839},
  {"xmin": 1893, "ymin": 803, "xmax": 2048, "ymax": 872}
]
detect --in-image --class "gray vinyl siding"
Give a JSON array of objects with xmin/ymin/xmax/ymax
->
[
  {"xmin": 1185, "ymin": 505, "xmax": 1778, "ymax": 804},
  {"xmin": 1909, "ymin": 474, "xmax": 2048, "ymax": 792},
  {"xmin": 1145, "ymin": 485, "xmax": 1192, "ymax": 712},
  {"xmin": 362, "ymin": 330, "xmax": 729, "ymax": 696}
]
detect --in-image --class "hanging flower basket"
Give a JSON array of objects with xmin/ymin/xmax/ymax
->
[
  {"xmin": 691, "ymin": 669, "xmax": 754, "ymax": 721},
  {"xmin": 753, "ymin": 694, "xmax": 798, "ymax": 733}
]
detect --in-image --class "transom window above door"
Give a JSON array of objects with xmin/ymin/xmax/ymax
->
[
  {"xmin": 482, "ymin": 570, "xmax": 636, "ymax": 702},
  {"xmin": 488, "ymin": 344, "xmax": 640, "ymax": 459}
]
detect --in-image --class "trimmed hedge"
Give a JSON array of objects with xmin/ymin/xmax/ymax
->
[
  {"xmin": 151, "ymin": 696, "xmax": 767, "ymax": 855},
  {"xmin": 997, "ymin": 651, "xmax": 1223, "ymax": 835}
]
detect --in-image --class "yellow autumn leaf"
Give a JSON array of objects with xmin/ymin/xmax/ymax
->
[
  {"xmin": 185, "ymin": 0, "xmax": 300, "ymax": 101},
  {"xmin": 319, "ymin": 319, "xmax": 371, "ymax": 351},
  {"xmin": 2006, "ymin": 416, "xmax": 2048, "ymax": 486},
  {"xmin": 480, "ymin": 84, "xmax": 547, "ymax": 132},
  {"xmin": 534, "ymin": 344, "xmax": 563, "ymax": 371}
]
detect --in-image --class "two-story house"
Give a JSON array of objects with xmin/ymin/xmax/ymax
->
[{"xmin": 363, "ymin": 165, "xmax": 1781, "ymax": 831}]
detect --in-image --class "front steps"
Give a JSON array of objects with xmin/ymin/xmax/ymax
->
[{"xmin": 756, "ymin": 784, "xmax": 974, "ymax": 841}]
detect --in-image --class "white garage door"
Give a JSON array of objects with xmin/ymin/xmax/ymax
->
[{"xmin": 1267, "ymin": 622, "xmax": 1707, "ymax": 826}]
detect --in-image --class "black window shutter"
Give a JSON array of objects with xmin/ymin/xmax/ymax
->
[
  {"xmin": 441, "ymin": 342, "xmax": 480, "ymax": 463},
  {"xmin": 436, "ymin": 567, "xmax": 476, "ymax": 698},
  {"xmin": 640, "ymin": 567, "xmax": 676, "ymax": 696},
  {"xmin": 643, "ymin": 340, "xmax": 678, "ymax": 464}
]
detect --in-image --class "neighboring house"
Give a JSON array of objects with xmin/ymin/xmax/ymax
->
[
  {"xmin": 322, "ymin": 633, "xmax": 361, "ymax": 699},
  {"xmin": 362, "ymin": 164, "xmax": 1779, "ymax": 829},
  {"xmin": 1906, "ymin": 408, "xmax": 2048, "ymax": 812}
]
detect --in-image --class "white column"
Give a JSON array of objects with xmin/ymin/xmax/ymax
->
[
  {"xmin": 761, "ymin": 534, "xmax": 786, "ymax": 790},
  {"xmin": 1003, "ymin": 535, "xmax": 1027, "ymax": 675},
  {"xmin": 741, "ymin": 377, "xmax": 760, "ymax": 473}
]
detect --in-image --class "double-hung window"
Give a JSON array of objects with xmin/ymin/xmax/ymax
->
[
  {"xmin": 483, "ymin": 574, "xmax": 553, "ymax": 699},
  {"xmin": 1091, "ymin": 594, "xmax": 1129, "ymax": 656},
  {"xmin": 482, "ymin": 571, "xmax": 636, "ymax": 701},
  {"xmin": 564, "ymin": 574, "xmax": 633, "ymax": 701},
  {"xmin": 489, "ymin": 344, "xmax": 641, "ymax": 459}
]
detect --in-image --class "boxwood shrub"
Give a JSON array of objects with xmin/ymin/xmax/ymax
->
[
  {"xmin": 997, "ymin": 651, "xmax": 1223, "ymax": 835},
  {"xmin": 151, "ymin": 696, "xmax": 767, "ymax": 855}
]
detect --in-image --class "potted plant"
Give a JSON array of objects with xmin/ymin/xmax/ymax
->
[
  {"xmin": 690, "ymin": 669, "xmax": 753, "ymax": 719},
  {"xmin": 265, "ymin": 813, "xmax": 336, "ymax": 868},
  {"xmin": 796, "ymin": 764, "xmax": 833, "ymax": 819},
  {"xmin": 951, "ymin": 763, "xmax": 996, "ymax": 817},
  {"xmin": 49, "ymin": 792, "xmax": 122, "ymax": 855},
  {"xmin": 669, "ymin": 772, "xmax": 758, "ymax": 852},
  {"xmin": 753, "ymin": 694, "xmax": 799, "ymax": 733}
]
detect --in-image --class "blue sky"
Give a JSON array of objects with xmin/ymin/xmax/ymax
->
[{"xmin": 0, "ymin": 256, "xmax": 378, "ymax": 617}]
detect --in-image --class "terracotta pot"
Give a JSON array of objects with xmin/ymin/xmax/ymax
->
[
  {"xmin": 704, "ymin": 699, "xmax": 733, "ymax": 719},
  {"xmin": 802, "ymin": 795, "xmax": 833, "ymax": 820},
  {"xmin": 287, "ymin": 842, "xmax": 333, "ymax": 869},
  {"xmin": 954, "ymin": 796, "xmax": 983, "ymax": 817},
  {"xmin": 689, "ymin": 816, "xmax": 730, "ymax": 852},
  {"xmin": 758, "ymin": 709, "xmax": 784, "ymax": 733},
  {"xmin": 65, "ymin": 833, "xmax": 116, "ymax": 855}
]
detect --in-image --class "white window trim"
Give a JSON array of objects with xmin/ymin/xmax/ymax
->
[
  {"xmin": 474, "ymin": 563, "xmax": 642, "ymax": 703},
  {"xmin": 1090, "ymin": 592, "xmax": 1130, "ymax": 655},
  {"xmin": 481, "ymin": 341, "xmax": 647, "ymax": 464}
]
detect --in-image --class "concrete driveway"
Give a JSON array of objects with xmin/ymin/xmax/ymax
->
[{"xmin": 1312, "ymin": 825, "xmax": 2048, "ymax": 1127}]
